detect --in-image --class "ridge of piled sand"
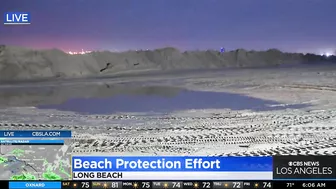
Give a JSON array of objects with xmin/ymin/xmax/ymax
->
[{"xmin": 0, "ymin": 45, "xmax": 335, "ymax": 82}]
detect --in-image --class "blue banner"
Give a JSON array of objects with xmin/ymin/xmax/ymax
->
[
  {"xmin": 9, "ymin": 181, "xmax": 61, "ymax": 189},
  {"xmin": 4, "ymin": 12, "xmax": 31, "ymax": 25},
  {"xmin": 72, "ymin": 156, "xmax": 272, "ymax": 172},
  {"xmin": 0, "ymin": 139, "xmax": 64, "ymax": 144},
  {"xmin": 0, "ymin": 130, "xmax": 71, "ymax": 138}
]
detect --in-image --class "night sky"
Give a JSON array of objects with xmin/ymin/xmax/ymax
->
[{"xmin": 1, "ymin": 0, "xmax": 336, "ymax": 53}]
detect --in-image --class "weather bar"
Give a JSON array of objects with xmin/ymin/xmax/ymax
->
[
  {"xmin": 0, "ymin": 139, "xmax": 64, "ymax": 145},
  {"xmin": 0, "ymin": 180, "xmax": 334, "ymax": 189}
]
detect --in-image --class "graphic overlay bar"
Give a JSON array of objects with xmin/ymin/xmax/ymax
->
[
  {"xmin": 2, "ymin": 180, "xmax": 336, "ymax": 189},
  {"xmin": 0, "ymin": 130, "xmax": 71, "ymax": 138},
  {"xmin": 71, "ymin": 156, "xmax": 272, "ymax": 180},
  {"xmin": 0, "ymin": 139, "xmax": 64, "ymax": 145},
  {"xmin": 72, "ymin": 156, "xmax": 272, "ymax": 172},
  {"xmin": 56, "ymin": 180, "xmax": 336, "ymax": 189},
  {"xmin": 273, "ymin": 156, "xmax": 336, "ymax": 180}
]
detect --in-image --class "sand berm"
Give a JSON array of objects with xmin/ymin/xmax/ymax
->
[{"xmin": 0, "ymin": 45, "xmax": 335, "ymax": 82}]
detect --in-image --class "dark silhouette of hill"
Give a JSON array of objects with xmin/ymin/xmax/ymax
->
[{"xmin": 0, "ymin": 45, "xmax": 335, "ymax": 82}]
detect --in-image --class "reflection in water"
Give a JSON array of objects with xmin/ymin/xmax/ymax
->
[
  {"xmin": 37, "ymin": 88, "xmax": 308, "ymax": 114},
  {"xmin": 0, "ymin": 83, "xmax": 308, "ymax": 114}
]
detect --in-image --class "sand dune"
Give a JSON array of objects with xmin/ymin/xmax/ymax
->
[{"xmin": 0, "ymin": 45, "xmax": 335, "ymax": 82}]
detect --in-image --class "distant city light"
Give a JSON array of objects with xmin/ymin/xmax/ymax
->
[
  {"xmin": 319, "ymin": 49, "xmax": 335, "ymax": 57},
  {"xmin": 67, "ymin": 49, "xmax": 92, "ymax": 55},
  {"xmin": 320, "ymin": 52, "xmax": 334, "ymax": 57}
]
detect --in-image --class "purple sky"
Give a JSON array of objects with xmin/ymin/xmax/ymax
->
[{"xmin": 1, "ymin": 0, "xmax": 336, "ymax": 53}]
